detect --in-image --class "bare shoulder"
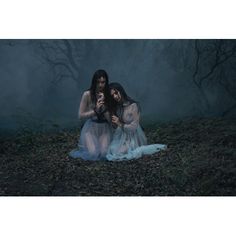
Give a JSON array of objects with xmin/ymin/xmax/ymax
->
[{"xmin": 82, "ymin": 90, "xmax": 91, "ymax": 98}]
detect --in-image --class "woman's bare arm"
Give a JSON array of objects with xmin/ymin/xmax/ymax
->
[{"xmin": 78, "ymin": 91, "xmax": 96, "ymax": 119}]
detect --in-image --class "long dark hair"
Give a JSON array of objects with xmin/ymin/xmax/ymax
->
[
  {"xmin": 109, "ymin": 82, "xmax": 140, "ymax": 118},
  {"xmin": 87, "ymin": 69, "xmax": 110, "ymax": 106}
]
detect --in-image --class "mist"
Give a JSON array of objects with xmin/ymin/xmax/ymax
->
[{"xmin": 0, "ymin": 39, "xmax": 235, "ymax": 134}]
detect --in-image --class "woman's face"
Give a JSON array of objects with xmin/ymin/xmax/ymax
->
[
  {"xmin": 110, "ymin": 89, "xmax": 121, "ymax": 102},
  {"xmin": 96, "ymin": 77, "xmax": 106, "ymax": 92}
]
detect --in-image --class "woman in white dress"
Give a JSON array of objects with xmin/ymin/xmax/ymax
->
[
  {"xmin": 106, "ymin": 82, "xmax": 167, "ymax": 161},
  {"xmin": 69, "ymin": 69, "xmax": 113, "ymax": 160}
]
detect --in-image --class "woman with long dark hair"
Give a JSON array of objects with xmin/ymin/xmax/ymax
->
[
  {"xmin": 69, "ymin": 69, "xmax": 113, "ymax": 160},
  {"xmin": 106, "ymin": 82, "xmax": 167, "ymax": 161}
]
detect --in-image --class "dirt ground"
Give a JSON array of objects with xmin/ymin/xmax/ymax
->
[{"xmin": 0, "ymin": 117, "xmax": 235, "ymax": 196}]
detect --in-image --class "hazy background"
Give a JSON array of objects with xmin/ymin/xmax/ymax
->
[{"xmin": 0, "ymin": 39, "xmax": 235, "ymax": 134}]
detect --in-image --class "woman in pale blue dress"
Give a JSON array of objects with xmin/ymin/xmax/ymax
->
[
  {"xmin": 106, "ymin": 82, "xmax": 167, "ymax": 161},
  {"xmin": 69, "ymin": 69, "xmax": 113, "ymax": 161}
]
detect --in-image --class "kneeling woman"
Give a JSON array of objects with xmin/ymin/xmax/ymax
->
[
  {"xmin": 69, "ymin": 70, "xmax": 113, "ymax": 160},
  {"xmin": 106, "ymin": 82, "xmax": 167, "ymax": 161}
]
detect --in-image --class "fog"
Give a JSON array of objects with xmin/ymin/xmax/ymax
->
[{"xmin": 0, "ymin": 39, "xmax": 235, "ymax": 134}]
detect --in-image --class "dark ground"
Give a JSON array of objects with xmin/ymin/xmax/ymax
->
[{"xmin": 0, "ymin": 117, "xmax": 235, "ymax": 196}]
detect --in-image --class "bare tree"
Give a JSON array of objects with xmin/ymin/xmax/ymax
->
[
  {"xmin": 158, "ymin": 39, "xmax": 236, "ymax": 116},
  {"xmin": 192, "ymin": 39, "xmax": 236, "ymax": 116},
  {"xmin": 217, "ymin": 65, "xmax": 236, "ymax": 116},
  {"xmin": 31, "ymin": 39, "xmax": 85, "ymax": 88}
]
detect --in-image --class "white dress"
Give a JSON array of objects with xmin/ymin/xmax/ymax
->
[
  {"xmin": 106, "ymin": 102, "xmax": 167, "ymax": 161},
  {"xmin": 69, "ymin": 90, "xmax": 113, "ymax": 160}
]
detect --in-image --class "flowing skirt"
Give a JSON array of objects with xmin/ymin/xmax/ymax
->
[
  {"xmin": 106, "ymin": 125, "xmax": 167, "ymax": 161},
  {"xmin": 69, "ymin": 119, "xmax": 113, "ymax": 161}
]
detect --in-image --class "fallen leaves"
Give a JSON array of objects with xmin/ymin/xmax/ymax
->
[{"xmin": 0, "ymin": 117, "xmax": 235, "ymax": 196}]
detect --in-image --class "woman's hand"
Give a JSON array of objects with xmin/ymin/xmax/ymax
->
[
  {"xmin": 96, "ymin": 99, "xmax": 104, "ymax": 110},
  {"xmin": 111, "ymin": 115, "xmax": 122, "ymax": 127},
  {"xmin": 97, "ymin": 92, "xmax": 105, "ymax": 102},
  {"xmin": 94, "ymin": 92, "xmax": 105, "ymax": 112}
]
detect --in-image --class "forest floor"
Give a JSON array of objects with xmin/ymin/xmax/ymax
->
[{"xmin": 0, "ymin": 117, "xmax": 235, "ymax": 196}]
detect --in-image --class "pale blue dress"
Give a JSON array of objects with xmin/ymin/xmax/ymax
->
[
  {"xmin": 69, "ymin": 90, "xmax": 113, "ymax": 161},
  {"xmin": 106, "ymin": 102, "xmax": 167, "ymax": 161}
]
